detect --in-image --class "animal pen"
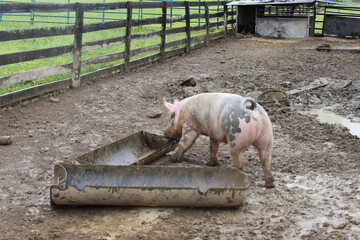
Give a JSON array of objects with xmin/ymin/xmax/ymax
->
[
  {"xmin": 229, "ymin": 0, "xmax": 360, "ymax": 38},
  {"xmin": 0, "ymin": 0, "xmax": 360, "ymax": 107},
  {"xmin": 0, "ymin": 1, "xmax": 234, "ymax": 107}
]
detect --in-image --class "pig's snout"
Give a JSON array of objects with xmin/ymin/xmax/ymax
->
[
  {"xmin": 163, "ymin": 127, "xmax": 179, "ymax": 139},
  {"xmin": 163, "ymin": 121, "xmax": 181, "ymax": 139}
]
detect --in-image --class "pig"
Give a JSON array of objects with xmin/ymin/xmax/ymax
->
[{"xmin": 163, "ymin": 93, "xmax": 274, "ymax": 188}]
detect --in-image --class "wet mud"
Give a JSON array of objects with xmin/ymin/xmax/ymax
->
[{"xmin": 0, "ymin": 36, "xmax": 359, "ymax": 239}]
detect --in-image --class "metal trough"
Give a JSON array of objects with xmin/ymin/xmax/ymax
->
[
  {"xmin": 75, "ymin": 131, "xmax": 179, "ymax": 165},
  {"xmin": 50, "ymin": 164, "xmax": 249, "ymax": 207}
]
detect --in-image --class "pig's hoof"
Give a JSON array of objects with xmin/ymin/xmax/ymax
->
[
  {"xmin": 170, "ymin": 156, "xmax": 182, "ymax": 163},
  {"xmin": 265, "ymin": 182, "xmax": 275, "ymax": 188},
  {"xmin": 207, "ymin": 161, "xmax": 219, "ymax": 167}
]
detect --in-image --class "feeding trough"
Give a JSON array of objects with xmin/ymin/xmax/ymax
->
[
  {"xmin": 74, "ymin": 131, "xmax": 179, "ymax": 166},
  {"xmin": 50, "ymin": 131, "xmax": 249, "ymax": 207},
  {"xmin": 50, "ymin": 164, "xmax": 249, "ymax": 207}
]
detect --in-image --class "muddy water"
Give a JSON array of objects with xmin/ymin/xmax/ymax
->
[{"xmin": 301, "ymin": 109, "xmax": 360, "ymax": 138}]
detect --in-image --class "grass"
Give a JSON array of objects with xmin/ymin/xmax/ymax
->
[{"xmin": 0, "ymin": 0, "xmax": 230, "ymax": 95}]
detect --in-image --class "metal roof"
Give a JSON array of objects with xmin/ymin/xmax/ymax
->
[{"xmin": 227, "ymin": 0, "xmax": 360, "ymax": 6}]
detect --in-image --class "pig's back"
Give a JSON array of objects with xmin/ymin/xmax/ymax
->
[{"xmin": 181, "ymin": 93, "xmax": 245, "ymax": 141}]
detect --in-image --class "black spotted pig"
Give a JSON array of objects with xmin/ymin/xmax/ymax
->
[{"xmin": 163, "ymin": 93, "xmax": 274, "ymax": 188}]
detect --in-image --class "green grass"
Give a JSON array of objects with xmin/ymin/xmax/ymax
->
[{"xmin": 0, "ymin": 0, "xmax": 230, "ymax": 95}]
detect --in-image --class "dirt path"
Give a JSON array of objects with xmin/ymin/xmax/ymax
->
[{"xmin": 0, "ymin": 36, "xmax": 359, "ymax": 240}]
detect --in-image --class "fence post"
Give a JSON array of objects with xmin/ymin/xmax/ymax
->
[
  {"xmin": 170, "ymin": 0, "xmax": 173, "ymax": 28},
  {"xmin": 204, "ymin": 2, "xmax": 210, "ymax": 46},
  {"xmin": 185, "ymin": 1, "xmax": 191, "ymax": 54},
  {"xmin": 160, "ymin": 1, "xmax": 167, "ymax": 58},
  {"xmin": 30, "ymin": 0, "xmax": 35, "ymax": 25},
  {"xmin": 198, "ymin": 0, "xmax": 201, "ymax": 26},
  {"xmin": 223, "ymin": 1, "xmax": 228, "ymax": 37},
  {"xmin": 71, "ymin": 2, "xmax": 84, "ymax": 88},
  {"xmin": 0, "ymin": 0, "xmax": 2, "ymax": 21},
  {"xmin": 102, "ymin": 0, "xmax": 105, "ymax": 22},
  {"xmin": 231, "ymin": 5, "xmax": 234, "ymax": 30},
  {"xmin": 67, "ymin": 0, "xmax": 70, "ymax": 24},
  {"xmin": 124, "ymin": 1, "xmax": 132, "ymax": 73}
]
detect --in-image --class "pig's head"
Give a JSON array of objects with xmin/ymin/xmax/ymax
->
[{"xmin": 163, "ymin": 99, "xmax": 182, "ymax": 139}]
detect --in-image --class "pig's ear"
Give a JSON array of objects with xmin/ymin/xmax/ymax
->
[{"xmin": 164, "ymin": 99, "xmax": 181, "ymax": 115}]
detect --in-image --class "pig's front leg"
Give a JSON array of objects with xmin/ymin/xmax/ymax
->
[
  {"xmin": 172, "ymin": 126, "xmax": 199, "ymax": 162},
  {"xmin": 208, "ymin": 138, "xmax": 220, "ymax": 166}
]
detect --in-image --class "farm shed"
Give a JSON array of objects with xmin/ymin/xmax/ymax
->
[{"xmin": 228, "ymin": 0, "xmax": 360, "ymax": 38}]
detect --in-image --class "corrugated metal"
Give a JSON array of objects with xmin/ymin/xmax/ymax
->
[
  {"xmin": 323, "ymin": 15, "xmax": 360, "ymax": 37},
  {"xmin": 318, "ymin": 0, "xmax": 360, "ymax": 6}
]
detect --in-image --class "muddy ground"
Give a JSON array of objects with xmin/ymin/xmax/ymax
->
[{"xmin": 0, "ymin": 36, "xmax": 359, "ymax": 240}]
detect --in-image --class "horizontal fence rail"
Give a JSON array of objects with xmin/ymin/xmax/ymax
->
[{"xmin": 0, "ymin": 1, "xmax": 235, "ymax": 106}]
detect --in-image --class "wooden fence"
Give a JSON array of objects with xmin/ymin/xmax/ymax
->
[{"xmin": 0, "ymin": 1, "xmax": 235, "ymax": 107}]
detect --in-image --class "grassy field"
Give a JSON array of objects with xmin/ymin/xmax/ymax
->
[{"xmin": 0, "ymin": 0, "xmax": 230, "ymax": 95}]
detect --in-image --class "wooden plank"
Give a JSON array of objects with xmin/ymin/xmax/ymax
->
[
  {"xmin": 0, "ymin": 78, "xmax": 71, "ymax": 107},
  {"xmin": 131, "ymin": 31, "xmax": 161, "ymax": 41},
  {"xmin": 124, "ymin": 1, "xmax": 132, "ymax": 73},
  {"xmin": 0, "ymin": 45, "xmax": 73, "ymax": 66},
  {"xmin": 130, "ymin": 44, "xmax": 160, "ymax": 57},
  {"xmin": 82, "ymin": 52, "xmax": 124, "ymax": 66},
  {"xmin": 209, "ymin": 21, "xmax": 224, "ymax": 28},
  {"xmin": 205, "ymin": 2, "xmax": 210, "ymax": 46},
  {"xmin": 160, "ymin": 2, "xmax": 167, "ymax": 58},
  {"xmin": 209, "ymin": 12, "xmax": 223, "ymax": 19},
  {"xmin": 0, "ymin": 63, "xmax": 72, "ymax": 88},
  {"xmin": 83, "ymin": 20, "xmax": 126, "ymax": 33},
  {"xmin": 82, "ymin": 2, "xmax": 127, "ymax": 11},
  {"xmin": 132, "ymin": 17, "xmax": 163, "ymax": 27},
  {"xmin": 82, "ymin": 36, "xmax": 125, "ymax": 52},
  {"xmin": 167, "ymin": 2, "xmax": 186, "ymax": 8},
  {"xmin": 71, "ymin": 2, "xmax": 84, "ymax": 88},
  {"xmin": 165, "ymin": 39, "xmax": 186, "ymax": 49},
  {"xmin": 185, "ymin": 1, "xmax": 191, "ymax": 54},
  {"xmin": 166, "ymin": 27, "xmax": 186, "ymax": 35},
  {"xmin": 0, "ymin": 25, "xmax": 74, "ymax": 42},
  {"xmin": 189, "ymin": 13, "xmax": 205, "ymax": 20},
  {"xmin": 190, "ymin": 25, "xmax": 207, "ymax": 32},
  {"xmin": 164, "ymin": 46, "xmax": 186, "ymax": 58},
  {"xmin": 0, "ymin": 3, "xmax": 76, "ymax": 13},
  {"xmin": 166, "ymin": 13, "xmax": 204, "ymax": 25},
  {"xmin": 191, "ymin": 35, "xmax": 206, "ymax": 43},
  {"xmin": 129, "ymin": 53, "xmax": 161, "ymax": 69},
  {"xmin": 167, "ymin": 15, "xmax": 186, "ymax": 24},
  {"xmin": 191, "ymin": 41, "xmax": 206, "ymax": 51},
  {"xmin": 80, "ymin": 63, "xmax": 124, "ymax": 84},
  {"xmin": 223, "ymin": 3, "xmax": 228, "ymax": 37},
  {"xmin": 131, "ymin": 2, "xmax": 162, "ymax": 9},
  {"xmin": 209, "ymin": 31, "xmax": 224, "ymax": 40}
]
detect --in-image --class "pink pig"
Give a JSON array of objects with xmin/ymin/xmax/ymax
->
[{"xmin": 163, "ymin": 93, "xmax": 274, "ymax": 188}]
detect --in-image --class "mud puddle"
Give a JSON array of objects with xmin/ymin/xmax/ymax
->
[{"xmin": 301, "ymin": 109, "xmax": 360, "ymax": 138}]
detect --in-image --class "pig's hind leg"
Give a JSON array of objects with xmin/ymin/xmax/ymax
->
[
  {"xmin": 208, "ymin": 138, "xmax": 220, "ymax": 166},
  {"xmin": 258, "ymin": 146, "xmax": 274, "ymax": 188},
  {"xmin": 172, "ymin": 126, "xmax": 199, "ymax": 162}
]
